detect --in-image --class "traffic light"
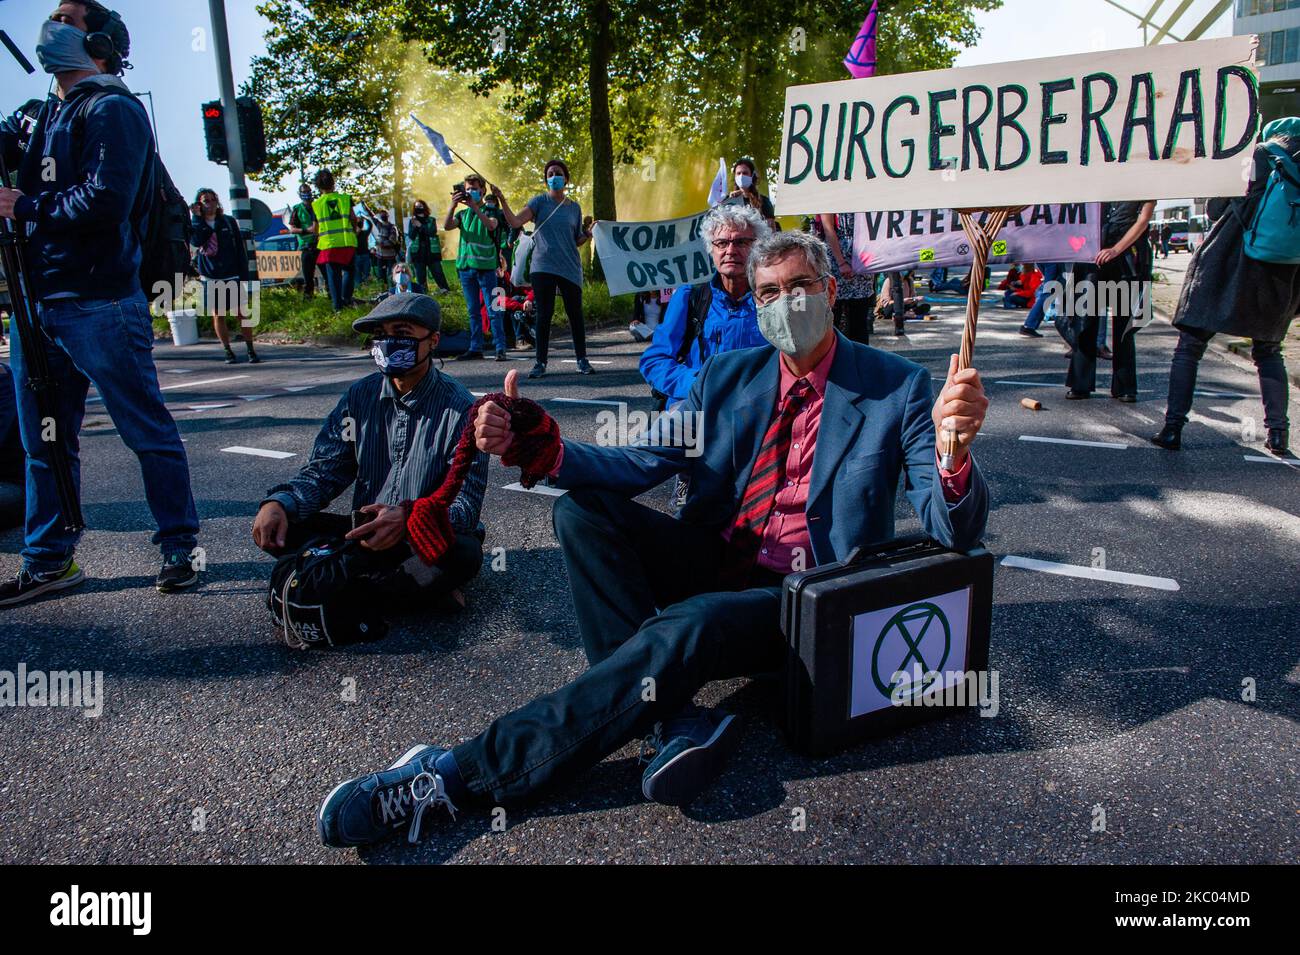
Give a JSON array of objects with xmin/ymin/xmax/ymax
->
[
  {"xmin": 201, "ymin": 100, "xmax": 228, "ymax": 164},
  {"xmin": 236, "ymin": 96, "xmax": 266, "ymax": 174}
]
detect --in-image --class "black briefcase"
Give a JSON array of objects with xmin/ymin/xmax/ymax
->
[{"xmin": 780, "ymin": 534, "xmax": 994, "ymax": 756}]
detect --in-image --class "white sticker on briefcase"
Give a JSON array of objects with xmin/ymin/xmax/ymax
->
[{"xmin": 850, "ymin": 587, "xmax": 971, "ymax": 718}]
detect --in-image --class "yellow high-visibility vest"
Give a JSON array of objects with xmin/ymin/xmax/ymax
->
[{"xmin": 312, "ymin": 192, "xmax": 357, "ymax": 251}]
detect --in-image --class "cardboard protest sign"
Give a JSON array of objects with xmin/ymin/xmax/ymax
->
[
  {"xmin": 852, "ymin": 203, "xmax": 1102, "ymax": 273},
  {"xmin": 593, "ymin": 211, "xmax": 716, "ymax": 295},
  {"xmin": 775, "ymin": 37, "xmax": 1259, "ymax": 215}
]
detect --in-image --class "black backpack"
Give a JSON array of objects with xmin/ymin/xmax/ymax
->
[
  {"xmin": 650, "ymin": 282, "xmax": 714, "ymax": 409},
  {"xmin": 268, "ymin": 536, "xmax": 389, "ymax": 649},
  {"xmin": 73, "ymin": 89, "xmax": 195, "ymax": 303}
]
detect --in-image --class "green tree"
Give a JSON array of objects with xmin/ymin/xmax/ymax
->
[{"xmin": 246, "ymin": 0, "xmax": 416, "ymax": 214}]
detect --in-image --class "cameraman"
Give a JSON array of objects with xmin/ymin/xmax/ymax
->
[{"xmin": 0, "ymin": 1, "xmax": 201, "ymax": 606}]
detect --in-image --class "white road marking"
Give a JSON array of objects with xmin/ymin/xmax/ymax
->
[
  {"xmin": 550, "ymin": 397, "xmax": 624, "ymax": 407},
  {"xmin": 88, "ymin": 373, "xmax": 250, "ymax": 403},
  {"xmin": 559, "ymin": 359, "xmax": 613, "ymax": 364},
  {"xmin": 1195, "ymin": 390, "xmax": 1254, "ymax": 399},
  {"xmin": 1019, "ymin": 435, "xmax": 1128, "ymax": 449},
  {"xmin": 1001, "ymin": 555, "xmax": 1179, "ymax": 591},
  {"xmin": 163, "ymin": 368, "xmax": 194, "ymax": 374},
  {"xmin": 238, "ymin": 394, "xmax": 273, "ymax": 401},
  {"xmin": 1244, "ymin": 454, "xmax": 1300, "ymax": 468},
  {"xmin": 995, "ymin": 380, "xmax": 1056, "ymax": 388},
  {"xmin": 221, "ymin": 446, "xmax": 296, "ymax": 460},
  {"xmin": 282, "ymin": 385, "xmax": 314, "ymax": 392},
  {"xmin": 502, "ymin": 482, "xmax": 567, "ymax": 497},
  {"xmin": 186, "ymin": 403, "xmax": 234, "ymax": 411}
]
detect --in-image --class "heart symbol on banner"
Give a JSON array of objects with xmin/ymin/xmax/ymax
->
[
  {"xmin": 858, "ymin": 251, "xmax": 874, "ymax": 268},
  {"xmin": 1068, "ymin": 235, "xmax": 1087, "ymax": 253}
]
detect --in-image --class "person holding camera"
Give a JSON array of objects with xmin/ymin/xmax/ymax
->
[
  {"xmin": 406, "ymin": 198, "xmax": 449, "ymax": 293},
  {"xmin": 0, "ymin": 0, "xmax": 201, "ymax": 604},
  {"xmin": 444, "ymin": 174, "xmax": 508, "ymax": 361},
  {"xmin": 190, "ymin": 187, "xmax": 258, "ymax": 364},
  {"xmin": 492, "ymin": 160, "xmax": 594, "ymax": 378}
]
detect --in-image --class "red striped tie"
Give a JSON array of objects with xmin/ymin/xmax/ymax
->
[{"xmin": 719, "ymin": 378, "xmax": 812, "ymax": 588}]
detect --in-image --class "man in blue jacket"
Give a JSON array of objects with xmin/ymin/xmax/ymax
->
[
  {"xmin": 316, "ymin": 230, "xmax": 992, "ymax": 849},
  {"xmin": 0, "ymin": 1, "xmax": 200, "ymax": 605},
  {"xmin": 639, "ymin": 203, "xmax": 769, "ymax": 407}
]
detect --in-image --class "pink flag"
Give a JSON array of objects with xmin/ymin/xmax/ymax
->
[{"xmin": 844, "ymin": 1, "xmax": 878, "ymax": 79}]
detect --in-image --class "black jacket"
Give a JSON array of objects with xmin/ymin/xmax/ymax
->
[
  {"xmin": 1174, "ymin": 139, "xmax": 1300, "ymax": 342},
  {"xmin": 0, "ymin": 75, "xmax": 154, "ymax": 302}
]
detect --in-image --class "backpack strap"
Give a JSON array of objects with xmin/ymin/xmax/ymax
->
[{"xmin": 674, "ymin": 281, "xmax": 715, "ymax": 364}]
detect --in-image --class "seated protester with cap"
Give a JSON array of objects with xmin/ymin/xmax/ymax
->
[
  {"xmin": 250, "ymin": 294, "xmax": 488, "ymax": 622},
  {"xmin": 639, "ymin": 204, "xmax": 770, "ymax": 409},
  {"xmin": 0, "ymin": 0, "xmax": 203, "ymax": 603},
  {"xmin": 316, "ymin": 230, "xmax": 990, "ymax": 849}
]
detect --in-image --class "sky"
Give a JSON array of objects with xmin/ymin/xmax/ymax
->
[{"xmin": 0, "ymin": 0, "xmax": 1234, "ymax": 215}]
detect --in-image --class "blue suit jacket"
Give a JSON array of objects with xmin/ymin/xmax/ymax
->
[{"xmin": 554, "ymin": 332, "xmax": 989, "ymax": 565}]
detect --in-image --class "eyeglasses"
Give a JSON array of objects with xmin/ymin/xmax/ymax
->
[
  {"xmin": 753, "ymin": 275, "xmax": 830, "ymax": 306},
  {"xmin": 710, "ymin": 237, "xmax": 755, "ymax": 250}
]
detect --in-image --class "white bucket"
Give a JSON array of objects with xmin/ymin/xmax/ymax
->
[{"xmin": 166, "ymin": 309, "xmax": 199, "ymax": 347}]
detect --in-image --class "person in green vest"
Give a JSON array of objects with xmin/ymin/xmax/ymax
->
[
  {"xmin": 309, "ymin": 169, "xmax": 358, "ymax": 312},
  {"xmin": 286, "ymin": 183, "xmax": 319, "ymax": 299},
  {"xmin": 407, "ymin": 198, "xmax": 449, "ymax": 294},
  {"xmin": 444, "ymin": 174, "xmax": 508, "ymax": 361}
]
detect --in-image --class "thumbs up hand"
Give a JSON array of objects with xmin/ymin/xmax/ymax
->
[
  {"xmin": 475, "ymin": 369, "xmax": 519, "ymax": 456},
  {"xmin": 931, "ymin": 354, "xmax": 988, "ymax": 466}
]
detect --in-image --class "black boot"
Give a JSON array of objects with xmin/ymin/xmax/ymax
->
[
  {"xmin": 1265, "ymin": 428, "xmax": 1289, "ymax": 456},
  {"xmin": 1149, "ymin": 424, "xmax": 1182, "ymax": 450}
]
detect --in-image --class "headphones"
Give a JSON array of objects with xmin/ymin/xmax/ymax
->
[{"xmin": 84, "ymin": 8, "xmax": 127, "ymax": 72}]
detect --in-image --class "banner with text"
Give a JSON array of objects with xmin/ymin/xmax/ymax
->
[
  {"xmin": 775, "ymin": 36, "xmax": 1259, "ymax": 215},
  {"xmin": 852, "ymin": 203, "xmax": 1102, "ymax": 272},
  {"xmin": 593, "ymin": 211, "xmax": 716, "ymax": 295}
]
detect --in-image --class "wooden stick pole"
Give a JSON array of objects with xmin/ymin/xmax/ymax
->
[{"xmin": 939, "ymin": 206, "xmax": 1020, "ymax": 469}]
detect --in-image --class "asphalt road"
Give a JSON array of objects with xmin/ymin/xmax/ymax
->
[{"xmin": 1, "ymin": 283, "xmax": 1297, "ymax": 864}]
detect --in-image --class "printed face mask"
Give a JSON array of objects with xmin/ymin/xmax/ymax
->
[
  {"xmin": 735, "ymin": 173, "xmax": 754, "ymax": 189},
  {"xmin": 36, "ymin": 20, "xmax": 99, "ymax": 75},
  {"xmin": 394, "ymin": 272, "xmax": 412, "ymax": 291},
  {"xmin": 546, "ymin": 175, "xmax": 566, "ymax": 191},
  {"xmin": 756, "ymin": 289, "xmax": 832, "ymax": 358},
  {"xmin": 371, "ymin": 334, "xmax": 430, "ymax": 376}
]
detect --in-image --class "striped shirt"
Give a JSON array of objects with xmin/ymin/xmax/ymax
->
[{"xmin": 263, "ymin": 368, "xmax": 488, "ymax": 534}]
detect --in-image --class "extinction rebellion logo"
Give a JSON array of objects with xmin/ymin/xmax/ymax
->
[{"xmin": 869, "ymin": 600, "xmax": 999, "ymax": 716}]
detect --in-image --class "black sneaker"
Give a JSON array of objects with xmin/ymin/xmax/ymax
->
[
  {"xmin": 527, "ymin": 361, "xmax": 546, "ymax": 379},
  {"xmin": 576, "ymin": 357, "xmax": 595, "ymax": 375},
  {"xmin": 223, "ymin": 347, "xmax": 238, "ymax": 364},
  {"xmin": 156, "ymin": 552, "xmax": 199, "ymax": 593},
  {"xmin": 1150, "ymin": 425, "xmax": 1182, "ymax": 450},
  {"xmin": 1018, "ymin": 327, "xmax": 1043, "ymax": 338},
  {"xmin": 640, "ymin": 707, "xmax": 742, "ymax": 806},
  {"xmin": 455, "ymin": 350, "xmax": 484, "ymax": 362},
  {"xmin": 0, "ymin": 561, "xmax": 85, "ymax": 608},
  {"xmin": 318, "ymin": 745, "xmax": 457, "ymax": 848},
  {"xmin": 1265, "ymin": 428, "xmax": 1289, "ymax": 456},
  {"xmin": 494, "ymin": 349, "xmax": 508, "ymax": 362},
  {"xmin": 246, "ymin": 345, "xmax": 261, "ymax": 364}
]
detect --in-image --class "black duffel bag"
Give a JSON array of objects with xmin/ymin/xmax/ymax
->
[{"xmin": 268, "ymin": 536, "xmax": 390, "ymax": 649}]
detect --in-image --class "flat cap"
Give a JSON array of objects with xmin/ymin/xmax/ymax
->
[{"xmin": 352, "ymin": 292, "xmax": 442, "ymax": 335}]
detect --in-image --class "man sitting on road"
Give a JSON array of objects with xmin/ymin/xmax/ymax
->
[
  {"xmin": 639, "ymin": 204, "xmax": 769, "ymax": 409},
  {"xmin": 251, "ymin": 294, "xmax": 488, "ymax": 614},
  {"xmin": 315, "ymin": 230, "xmax": 991, "ymax": 849}
]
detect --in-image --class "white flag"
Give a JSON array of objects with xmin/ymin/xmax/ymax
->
[{"xmin": 707, "ymin": 157, "xmax": 728, "ymax": 207}]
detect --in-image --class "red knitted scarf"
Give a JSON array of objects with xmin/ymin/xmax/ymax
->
[{"xmin": 406, "ymin": 393, "xmax": 560, "ymax": 564}]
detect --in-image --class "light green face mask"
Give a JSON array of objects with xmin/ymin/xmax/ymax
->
[{"xmin": 756, "ymin": 289, "xmax": 832, "ymax": 358}]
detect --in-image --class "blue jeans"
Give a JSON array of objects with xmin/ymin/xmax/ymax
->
[
  {"xmin": 322, "ymin": 262, "xmax": 354, "ymax": 310},
  {"xmin": 9, "ymin": 294, "xmax": 199, "ymax": 573},
  {"xmin": 353, "ymin": 251, "xmax": 371, "ymax": 287},
  {"xmin": 1023, "ymin": 263, "xmax": 1063, "ymax": 329},
  {"xmin": 457, "ymin": 268, "xmax": 507, "ymax": 353}
]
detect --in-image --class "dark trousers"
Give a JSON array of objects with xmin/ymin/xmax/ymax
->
[
  {"xmin": 1164, "ymin": 327, "xmax": 1290, "ymax": 431},
  {"xmin": 412, "ymin": 259, "xmax": 451, "ymax": 292},
  {"xmin": 321, "ymin": 262, "xmax": 355, "ymax": 311},
  {"xmin": 451, "ymin": 488, "xmax": 786, "ymax": 804},
  {"xmin": 532, "ymin": 271, "xmax": 587, "ymax": 364},
  {"xmin": 834, "ymin": 296, "xmax": 873, "ymax": 344},
  {"xmin": 271, "ymin": 512, "xmax": 483, "ymax": 604},
  {"xmin": 1066, "ymin": 262, "xmax": 1139, "ymax": 398},
  {"xmin": 301, "ymin": 247, "xmax": 319, "ymax": 297}
]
